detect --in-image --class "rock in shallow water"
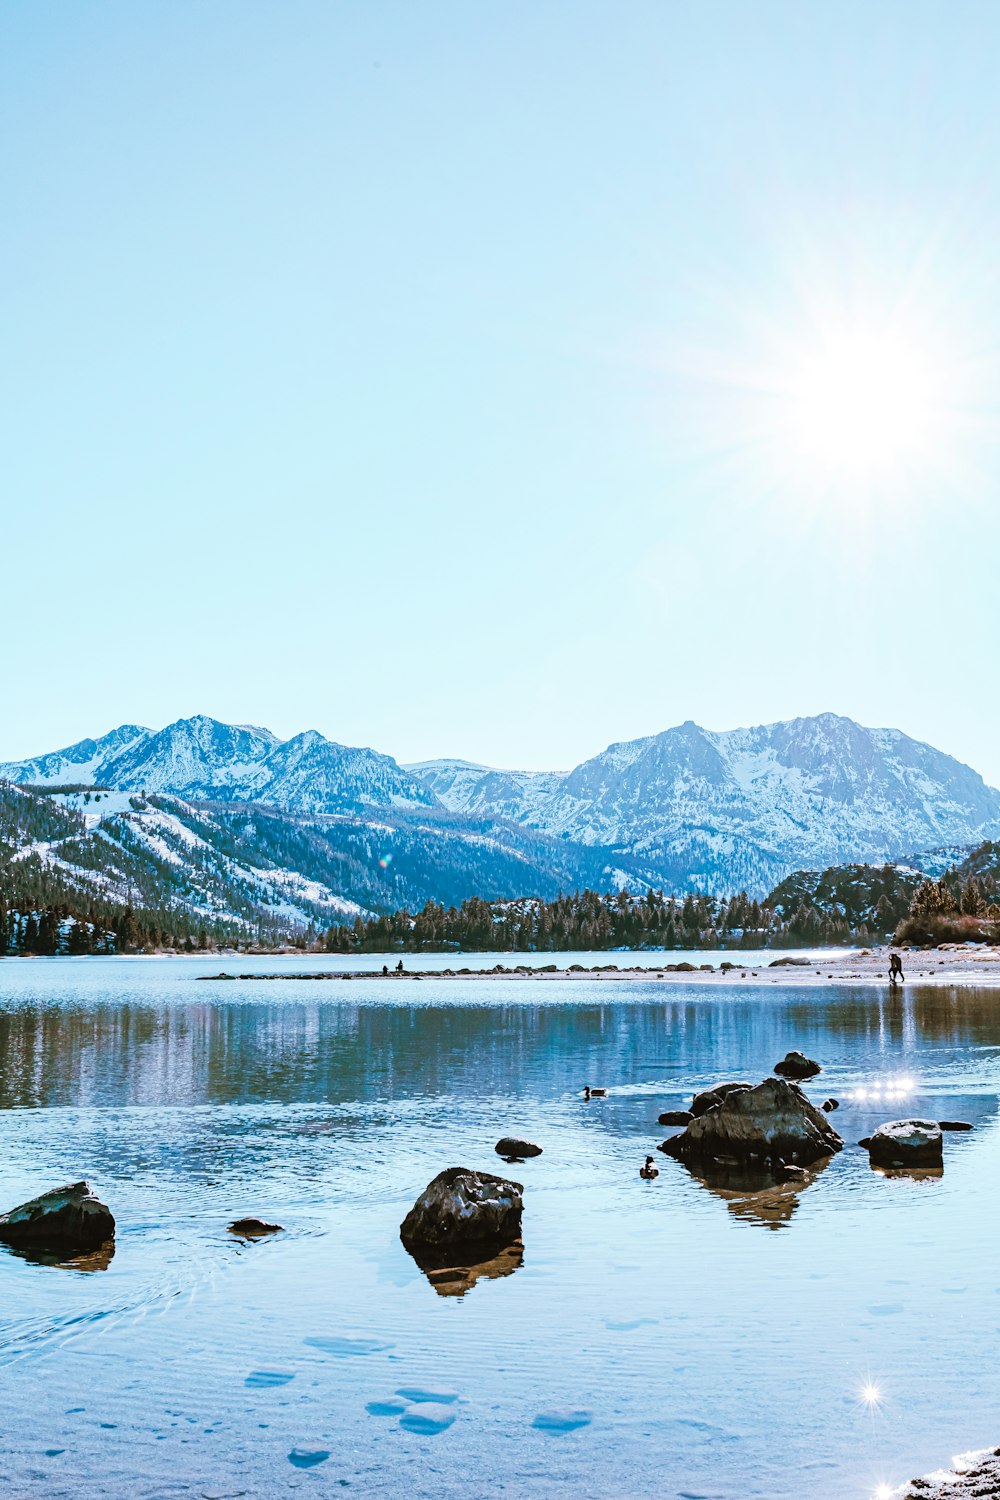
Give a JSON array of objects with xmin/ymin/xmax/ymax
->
[
  {"xmin": 658, "ymin": 1110, "xmax": 694, "ymax": 1127},
  {"xmin": 228, "ymin": 1217, "xmax": 284, "ymax": 1238},
  {"xmin": 660, "ymin": 1078, "xmax": 843, "ymax": 1167},
  {"xmin": 400, "ymin": 1167, "xmax": 523, "ymax": 1251},
  {"xmin": 773, "ymin": 1050, "xmax": 822, "ymax": 1079},
  {"xmin": 0, "ymin": 1182, "xmax": 114, "ymax": 1253},
  {"xmin": 494, "ymin": 1137, "xmax": 542, "ymax": 1159},
  {"xmin": 867, "ymin": 1119, "xmax": 943, "ymax": 1168}
]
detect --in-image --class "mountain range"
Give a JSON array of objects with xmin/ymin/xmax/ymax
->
[{"xmin": 2, "ymin": 711, "xmax": 999, "ymax": 934}]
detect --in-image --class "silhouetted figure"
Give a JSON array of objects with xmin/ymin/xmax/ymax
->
[
  {"xmin": 396, "ymin": 959, "xmax": 404, "ymax": 973},
  {"xmin": 383, "ymin": 965, "xmax": 388, "ymax": 976},
  {"xmin": 889, "ymin": 952, "xmax": 904, "ymax": 985}
]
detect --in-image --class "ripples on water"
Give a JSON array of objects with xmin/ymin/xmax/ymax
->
[{"xmin": 0, "ymin": 955, "xmax": 996, "ymax": 1498}]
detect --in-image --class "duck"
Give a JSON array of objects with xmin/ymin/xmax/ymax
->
[
  {"xmin": 583, "ymin": 1085, "xmax": 607, "ymax": 1099},
  {"xmin": 639, "ymin": 1155, "xmax": 659, "ymax": 1180}
]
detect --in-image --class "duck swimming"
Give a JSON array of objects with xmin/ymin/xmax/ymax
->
[
  {"xmin": 583, "ymin": 1085, "xmax": 607, "ymax": 1099},
  {"xmin": 639, "ymin": 1155, "xmax": 659, "ymax": 1179}
]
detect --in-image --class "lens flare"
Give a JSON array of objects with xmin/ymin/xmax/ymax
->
[{"xmin": 378, "ymin": 853, "xmax": 393, "ymax": 869}]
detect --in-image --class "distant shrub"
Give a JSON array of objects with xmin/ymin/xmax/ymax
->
[{"xmin": 893, "ymin": 912, "xmax": 998, "ymax": 946}]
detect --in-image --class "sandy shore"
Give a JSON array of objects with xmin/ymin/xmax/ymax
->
[
  {"xmin": 890, "ymin": 1445, "xmax": 1000, "ymax": 1497},
  {"xmin": 203, "ymin": 944, "xmax": 1000, "ymax": 986}
]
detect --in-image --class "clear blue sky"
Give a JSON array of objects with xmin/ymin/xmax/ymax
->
[{"xmin": 3, "ymin": 2, "xmax": 999, "ymax": 780}]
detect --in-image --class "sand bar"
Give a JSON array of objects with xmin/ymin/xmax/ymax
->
[{"xmin": 200, "ymin": 944, "xmax": 1000, "ymax": 987}]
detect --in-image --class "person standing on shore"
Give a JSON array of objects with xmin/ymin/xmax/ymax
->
[{"xmin": 889, "ymin": 952, "xmax": 904, "ymax": 984}]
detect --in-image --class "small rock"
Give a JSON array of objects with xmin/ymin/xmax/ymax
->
[
  {"xmin": 938, "ymin": 1120, "xmax": 973, "ymax": 1131},
  {"xmin": 857, "ymin": 1137, "xmax": 872, "ymax": 1148},
  {"xmin": 658, "ymin": 1110, "xmax": 693, "ymax": 1127},
  {"xmin": 228, "ymin": 1217, "xmax": 284, "ymax": 1237},
  {"xmin": 494, "ymin": 1137, "xmax": 542, "ymax": 1159},
  {"xmin": 867, "ymin": 1119, "xmax": 943, "ymax": 1169},
  {"xmin": 821, "ymin": 1098, "xmax": 840, "ymax": 1112},
  {"xmin": 773, "ymin": 1050, "xmax": 822, "ymax": 1079},
  {"xmin": 0, "ymin": 1182, "xmax": 114, "ymax": 1253}
]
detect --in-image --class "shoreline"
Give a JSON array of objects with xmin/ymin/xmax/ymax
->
[
  {"xmin": 198, "ymin": 943, "xmax": 1000, "ymax": 987},
  {"xmin": 891, "ymin": 1446, "xmax": 1000, "ymax": 1498}
]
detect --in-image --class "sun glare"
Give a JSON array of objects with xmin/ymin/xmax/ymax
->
[{"xmin": 786, "ymin": 326, "xmax": 942, "ymax": 480}]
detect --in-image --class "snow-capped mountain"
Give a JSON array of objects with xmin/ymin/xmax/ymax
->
[
  {"xmin": 5, "ymin": 711, "xmax": 1000, "ymax": 900},
  {"xmin": 409, "ymin": 714, "xmax": 1000, "ymax": 894},
  {"xmin": 2, "ymin": 714, "xmax": 435, "ymax": 814}
]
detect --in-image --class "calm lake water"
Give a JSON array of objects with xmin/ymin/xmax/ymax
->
[{"xmin": 0, "ymin": 954, "xmax": 997, "ymax": 1500}]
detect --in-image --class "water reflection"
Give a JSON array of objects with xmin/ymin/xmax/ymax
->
[
  {"xmin": 4, "ymin": 1241, "xmax": 115, "ymax": 1273},
  {"xmin": 406, "ymin": 1237, "xmax": 525, "ymax": 1298},
  {"xmin": 0, "ymin": 982, "xmax": 998, "ymax": 1112},
  {"xmin": 677, "ymin": 1156, "xmax": 831, "ymax": 1230}
]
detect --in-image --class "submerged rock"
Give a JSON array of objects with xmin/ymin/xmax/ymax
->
[
  {"xmin": 658, "ymin": 1110, "xmax": 694, "ymax": 1127},
  {"xmin": 228, "ymin": 1217, "xmax": 284, "ymax": 1238},
  {"xmin": 867, "ymin": 1119, "xmax": 943, "ymax": 1169},
  {"xmin": 773, "ymin": 1050, "xmax": 822, "ymax": 1079},
  {"xmin": 400, "ymin": 1167, "xmax": 522, "ymax": 1252},
  {"xmin": 494, "ymin": 1137, "xmax": 542, "ymax": 1160},
  {"xmin": 0, "ymin": 1182, "xmax": 114, "ymax": 1252},
  {"xmin": 660, "ymin": 1078, "xmax": 843, "ymax": 1167},
  {"xmin": 690, "ymin": 1082, "xmax": 752, "ymax": 1118}
]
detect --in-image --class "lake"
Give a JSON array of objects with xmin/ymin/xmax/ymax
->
[{"xmin": 0, "ymin": 954, "xmax": 996, "ymax": 1499}]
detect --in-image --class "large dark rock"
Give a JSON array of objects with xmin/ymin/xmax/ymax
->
[
  {"xmin": 660, "ymin": 1078, "xmax": 843, "ymax": 1167},
  {"xmin": 867, "ymin": 1120, "xmax": 943, "ymax": 1169},
  {"xmin": 494, "ymin": 1138, "xmax": 542, "ymax": 1159},
  {"xmin": 938, "ymin": 1120, "xmax": 972, "ymax": 1132},
  {"xmin": 400, "ymin": 1168, "xmax": 522, "ymax": 1252},
  {"xmin": 658, "ymin": 1110, "xmax": 694, "ymax": 1127},
  {"xmin": 0, "ymin": 1182, "xmax": 115, "ymax": 1252},
  {"xmin": 690, "ymin": 1082, "xmax": 752, "ymax": 1118},
  {"xmin": 773, "ymin": 1050, "xmax": 822, "ymax": 1079}
]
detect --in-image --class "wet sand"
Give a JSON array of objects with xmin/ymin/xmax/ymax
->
[{"xmin": 204, "ymin": 943, "xmax": 1000, "ymax": 987}]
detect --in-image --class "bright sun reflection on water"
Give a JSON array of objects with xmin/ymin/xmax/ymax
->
[
  {"xmin": 872, "ymin": 1485, "xmax": 895, "ymax": 1500},
  {"xmin": 852, "ymin": 1076, "xmax": 916, "ymax": 1104}
]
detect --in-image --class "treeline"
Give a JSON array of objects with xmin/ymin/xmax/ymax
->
[
  {"xmin": 0, "ymin": 892, "xmax": 238, "ymax": 956},
  {"xmin": 325, "ymin": 857, "xmax": 987, "ymax": 954},
  {"xmin": 325, "ymin": 886, "xmax": 831, "ymax": 953}
]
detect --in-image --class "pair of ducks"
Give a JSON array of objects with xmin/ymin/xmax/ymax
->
[{"xmin": 583, "ymin": 1087, "xmax": 659, "ymax": 1179}]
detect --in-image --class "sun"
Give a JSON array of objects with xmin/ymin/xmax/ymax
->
[{"xmin": 784, "ymin": 324, "xmax": 943, "ymax": 482}]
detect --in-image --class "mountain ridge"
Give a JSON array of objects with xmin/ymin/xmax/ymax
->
[{"xmin": 4, "ymin": 710, "xmax": 999, "ymax": 904}]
